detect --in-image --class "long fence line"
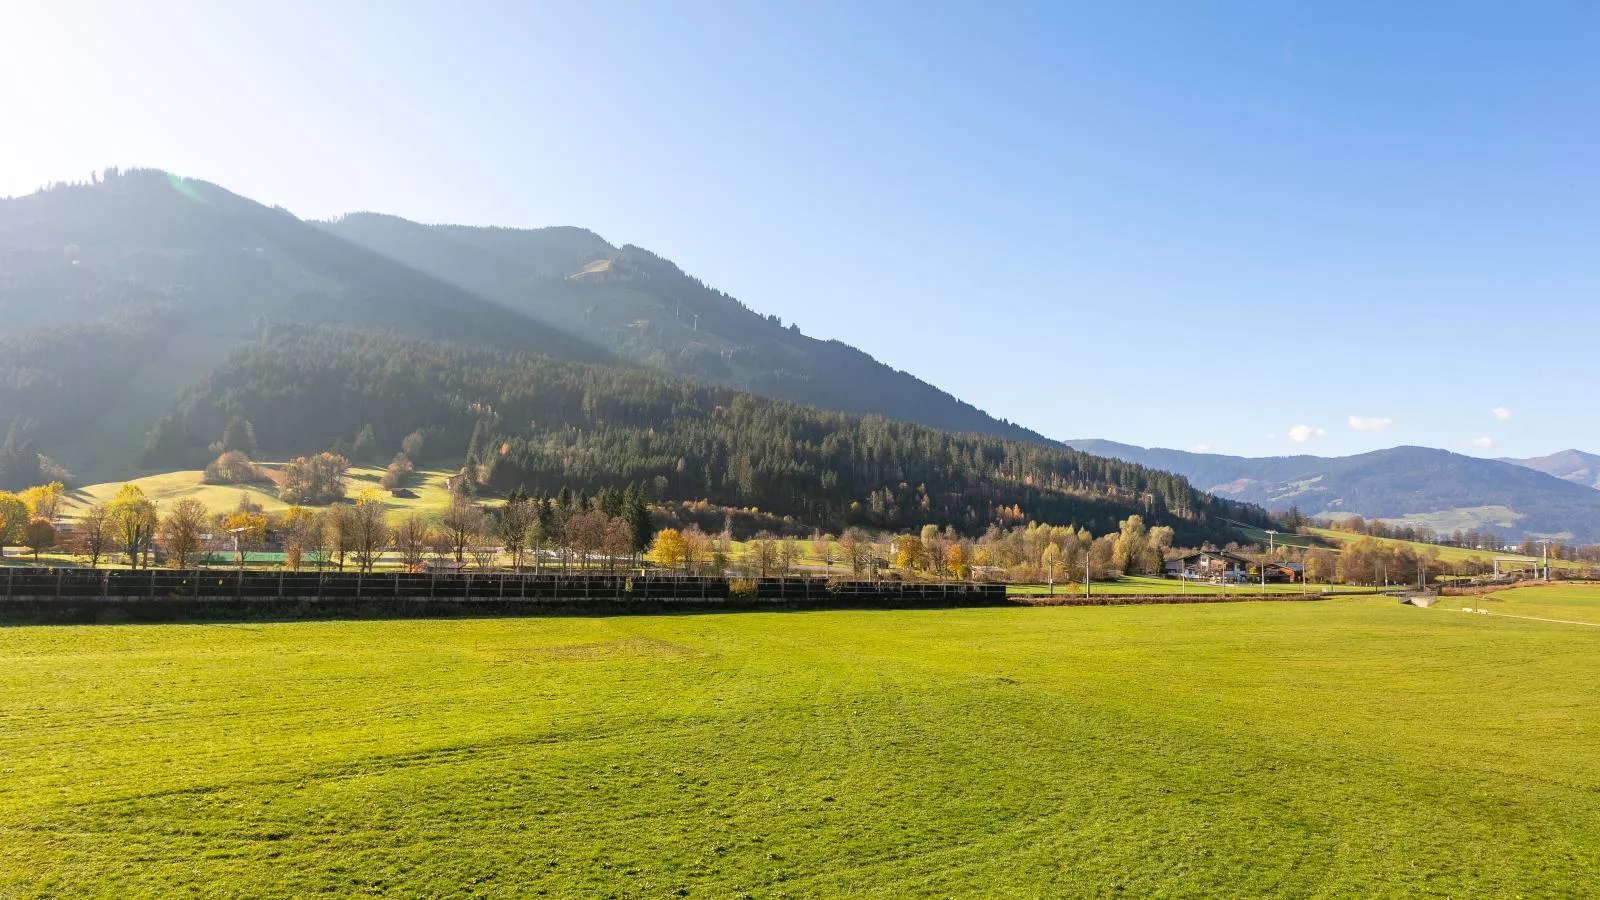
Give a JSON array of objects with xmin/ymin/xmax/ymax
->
[{"xmin": 0, "ymin": 567, "xmax": 1008, "ymax": 621}]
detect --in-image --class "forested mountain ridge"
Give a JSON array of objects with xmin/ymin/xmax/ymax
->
[
  {"xmin": 321, "ymin": 213, "xmax": 1051, "ymax": 444},
  {"xmin": 0, "ymin": 170, "xmax": 611, "ymax": 481},
  {"xmin": 147, "ymin": 324, "xmax": 1268, "ymax": 543},
  {"xmin": 1501, "ymin": 450, "xmax": 1600, "ymax": 490},
  {"xmin": 1066, "ymin": 439, "xmax": 1600, "ymax": 542}
]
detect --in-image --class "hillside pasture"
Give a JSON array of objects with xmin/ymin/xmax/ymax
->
[
  {"xmin": 1304, "ymin": 526, "xmax": 1585, "ymax": 573},
  {"xmin": 1, "ymin": 596, "xmax": 1596, "ymax": 896},
  {"xmin": 59, "ymin": 464, "xmax": 463, "ymax": 524}
]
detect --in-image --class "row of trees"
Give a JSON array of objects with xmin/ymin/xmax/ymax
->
[
  {"xmin": 25, "ymin": 479, "xmax": 659, "ymax": 574},
  {"xmin": 641, "ymin": 515, "xmax": 1178, "ymax": 583}
]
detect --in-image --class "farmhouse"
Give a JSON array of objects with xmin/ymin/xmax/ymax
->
[
  {"xmin": 1165, "ymin": 550, "xmax": 1252, "ymax": 581},
  {"xmin": 1252, "ymin": 561, "xmax": 1304, "ymax": 583}
]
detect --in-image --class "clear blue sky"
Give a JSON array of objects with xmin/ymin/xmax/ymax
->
[{"xmin": 4, "ymin": 1, "xmax": 1596, "ymax": 459}]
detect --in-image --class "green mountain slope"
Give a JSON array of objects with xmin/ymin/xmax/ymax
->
[
  {"xmin": 147, "ymin": 325, "xmax": 1266, "ymax": 543},
  {"xmin": 321, "ymin": 213, "xmax": 1050, "ymax": 444},
  {"xmin": 0, "ymin": 170, "xmax": 604, "ymax": 480}
]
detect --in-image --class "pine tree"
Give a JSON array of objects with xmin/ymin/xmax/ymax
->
[
  {"xmin": 623, "ymin": 483, "xmax": 653, "ymax": 553},
  {"xmin": 352, "ymin": 425, "xmax": 377, "ymax": 463}
]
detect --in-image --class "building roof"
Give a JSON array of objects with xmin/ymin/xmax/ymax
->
[{"xmin": 1174, "ymin": 550, "xmax": 1253, "ymax": 565}]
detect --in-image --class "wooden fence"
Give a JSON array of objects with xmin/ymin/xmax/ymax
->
[{"xmin": 0, "ymin": 567, "xmax": 1007, "ymax": 622}]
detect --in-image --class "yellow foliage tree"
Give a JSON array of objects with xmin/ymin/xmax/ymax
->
[
  {"xmin": 895, "ymin": 535, "xmax": 925, "ymax": 570},
  {"xmin": 19, "ymin": 482, "xmax": 64, "ymax": 522},
  {"xmin": 946, "ymin": 542, "xmax": 970, "ymax": 580},
  {"xmin": 221, "ymin": 510, "xmax": 269, "ymax": 566},
  {"xmin": 648, "ymin": 528, "xmax": 688, "ymax": 571}
]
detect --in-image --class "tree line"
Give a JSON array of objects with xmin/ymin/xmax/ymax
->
[{"xmin": 143, "ymin": 324, "xmax": 1270, "ymax": 546}]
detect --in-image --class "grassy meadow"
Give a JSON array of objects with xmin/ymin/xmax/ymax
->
[
  {"xmin": 1443, "ymin": 581, "xmax": 1600, "ymax": 626},
  {"xmin": 1006, "ymin": 575, "xmax": 1375, "ymax": 596},
  {"xmin": 1304, "ymin": 526, "xmax": 1585, "ymax": 573},
  {"xmin": 59, "ymin": 464, "xmax": 462, "ymax": 524},
  {"xmin": 3, "ymin": 593, "xmax": 1598, "ymax": 897}
]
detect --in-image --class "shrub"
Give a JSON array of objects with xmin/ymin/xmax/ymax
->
[{"xmin": 203, "ymin": 451, "xmax": 262, "ymax": 485}]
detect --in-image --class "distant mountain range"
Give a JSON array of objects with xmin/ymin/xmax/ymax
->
[
  {"xmin": 1064, "ymin": 439, "xmax": 1600, "ymax": 542},
  {"xmin": 1500, "ymin": 450, "xmax": 1600, "ymax": 490}
]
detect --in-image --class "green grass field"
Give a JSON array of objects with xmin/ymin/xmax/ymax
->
[
  {"xmin": 1006, "ymin": 575, "xmax": 1375, "ymax": 596},
  {"xmin": 1443, "ymin": 582, "xmax": 1600, "ymax": 626},
  {"xmin": 1303, "ymin": 526, "xmax": 1588, "ymax": 573},
  {"xmin": 3, "ymin": 594, "xmax": 1598, "ymax": 896}
]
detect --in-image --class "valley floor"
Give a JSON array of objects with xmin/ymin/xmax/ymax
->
[{"xmin": 1, "ymin": 594, "xmax": 1596, "ymax": 897}]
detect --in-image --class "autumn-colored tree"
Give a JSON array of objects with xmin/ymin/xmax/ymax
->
[
  {"xmin": 108, "ymin": 484, "xmax": 158, "ymax": 568},
  {"xmin": 278, "ymin": 452, "xmax": 349, "ymax": 505},
  {"xmin": 203, "ymin": 451, "xmax": 262, "ymax": 485},
  {"xmin": 279, "ymin": 507, "xmax": 321, "ymax": 570},
  {"xmin": 222, "ymin": 510, "xmax": 269, "ymax": 567},
  {"xmin": 648, "ymin": 527, "xmax": 688, "ymax": 571},
  {"xmin": 22, "ymin": 518, "xmax": 56, "ymax": 560},
  {"xmin": 1111, "ymin": 515, "xmax": 1149, "ymax": 575},
  {"xmin": 19, "ymin": 481, "xmax": 64, "ymax": 522},
  {"xmin": 157, "ymin": 498, "xmax": 208, "ymax": 568},
  {"xmin": 920, "ymin": 524, "xmax": 945, "ymax": 576},
  {"xmin": 946, "ymin": 542, "xmax": 971, "ymax": 580},
  {"xmin": 0, "ymin": 491, "xmax": 27, "ymax": 559},
  {"xmin": 380, "ymin": 453, "xmax": 414, "ymax": 490},
  {"xmin": 894, "ymin": 535, "xmax": 925, "ymax": 571}
]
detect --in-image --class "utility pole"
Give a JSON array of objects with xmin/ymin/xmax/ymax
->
[{"xmin": 1262, "ymin": 530, "xmax": 1276, "ymax": 595}]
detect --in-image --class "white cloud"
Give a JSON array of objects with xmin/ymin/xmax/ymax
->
[
  {"xmin": 1492, "ymin": 406, "xmax": 1512, "ymax": 421},
  {"xmin": 1288, "ymin": 425, "xmax": 1326, "ymax": 443},
  {"xmin": 1193, "ymin": 443, "xmax": 1213, "ymax": 453},
  {"xmin": 1471, "ymin": 436, "xmax": 1494, "ymax": 449},
  {"xmin": 1348, "ymin": 415, "xmax": 1394, "ymax": 433}
]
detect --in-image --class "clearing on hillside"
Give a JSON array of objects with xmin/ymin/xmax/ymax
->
[
  {"xmin": 2, "ymin": 594, "xmax": 1596, "ymax": 897},
  {"xmin": 59, "ymin": 465, "xmax": 463, "ymax": 523}
]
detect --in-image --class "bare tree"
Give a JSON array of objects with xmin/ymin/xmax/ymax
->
[
  {"xmin": 499, "ymin": 494, "xmax": 533, "ymax": 571},
  {"xmin": 349, "ymin": 493, "xmax": 390, "ymax": 573},
  {"xmin": 320, "ymin": 506, "xmax": 354, "ymax": 571},
  {"xmin": 74, "ymin": 502, "xmax": 114, "ymax": 569},
  {"xmin": 467, "ymin": 524, "xmax": 500, "ymax": 571},
  {"xmin": 157, "ymin": 498, "xmax": 208, "ymax": 568},
  {"xmin": 746, "ymin": 531, "xmax": 779, "ymax": 577},
  {"xmin": 394, "ymin": 514, "xmax": 429, "ymax": 571},
  {"xmin": 565, "ymin": 510, "xmax": 608, "ymax": 572},
  {"xmin": 603, "ymin": 516, "xmax": 633, "ymax": 574},
  {"xmin": 426, "ymin": 528, "xmax": 454, "ymax": 569},
  {"xmin": 442, "ymin": 494, "xmax": 484, "ymax": 563}
]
